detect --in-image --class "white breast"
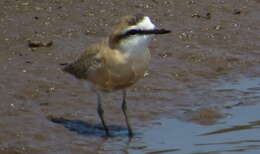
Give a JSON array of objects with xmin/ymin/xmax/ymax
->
[
  {"xmin": 120, "ymin": 35, "xmax": 151, "ymax": 57},
  {"xmin": 120, "ymin": 35, "xmax": 151, "ymax": 75}
]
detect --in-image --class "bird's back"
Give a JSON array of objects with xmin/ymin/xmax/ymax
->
[{"xmin": 63, "ymin": 40, "xmax": 105, "ymax": 79}]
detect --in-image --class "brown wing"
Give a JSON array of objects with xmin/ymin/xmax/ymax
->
[{"xmin": 63, "ymin": 41, "xmax": 104, "ymax": 79}]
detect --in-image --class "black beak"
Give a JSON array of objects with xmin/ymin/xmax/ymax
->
[
  {"xmin": 114, "ymin": 28, "xmax": 171, "ymax": 44},
  {"xmin": 125, "ymin": 29, "xmax": 171, "ymax": 36},
  {"xmin": 144, "ymin": 29, "xmax": 171, "ymax": 35}
]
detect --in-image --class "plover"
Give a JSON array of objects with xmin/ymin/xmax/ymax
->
[{"xmin": 63, "ymin": 14, "xmax": 171, "ymax": 137}]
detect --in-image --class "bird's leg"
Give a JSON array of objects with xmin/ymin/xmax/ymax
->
[
  {"xmin": 96, "ymin": 92, "xmax": 110, "ymax": 136},
  {"xmin": 122, "ymin": 90, "xmax": 133, "ymax": 137}
]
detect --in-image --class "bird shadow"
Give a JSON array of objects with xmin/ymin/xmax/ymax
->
[{"xmin": 48, "ymin": 116, "xmax": 132, "ymax": 138}]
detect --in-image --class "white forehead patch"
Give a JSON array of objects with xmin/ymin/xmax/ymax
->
[
  {"xmin": 137, "ymin": 16, "xmax": 156, "ymax": 30},
  {"xmin": 126, "ymin": 16, "xmax": 156, "ymax": 31}
]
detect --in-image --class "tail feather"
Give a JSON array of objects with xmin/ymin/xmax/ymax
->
[{"xmin": 62, "ymin": 61, "xmax": 87, "ymax": 79}]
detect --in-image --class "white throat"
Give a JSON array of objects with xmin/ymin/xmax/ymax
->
[{"xmin": 119, "ymin": 35, "xmax": 151, "ymax": 55}]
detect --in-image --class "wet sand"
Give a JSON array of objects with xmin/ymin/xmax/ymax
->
[{"xmin": 0, "ymin": 0, "xmax": 260, "ymax": 153}]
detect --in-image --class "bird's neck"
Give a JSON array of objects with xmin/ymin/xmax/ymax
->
[{"xmin": 118, "ymin": 35, "xmax": 151, "ymax": 55}]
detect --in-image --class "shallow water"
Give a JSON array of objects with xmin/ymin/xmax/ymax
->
[
  {"xmin": 96, "ymin": 77, "xmax": 260, "ymax": 154},
  {"xmin": 131, "ymin": 104, "xmax": 260, "ymax": 154}
]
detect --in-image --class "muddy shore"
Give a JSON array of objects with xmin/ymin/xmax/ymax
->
[{"xmin": 0, "ymin": 0, "xmax": 260, "ymax": 153}]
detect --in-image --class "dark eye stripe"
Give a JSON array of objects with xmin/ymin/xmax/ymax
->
[
  {"xmin": 125, "ymin": 29, "xmax": 171, "ymax": 35},
  {"xmin": 116, "ymin": 29, "xmax": 171, "ymax": 41}
]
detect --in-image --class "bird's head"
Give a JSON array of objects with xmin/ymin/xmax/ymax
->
[{"xmin": 109, "ymin": 14, "xmax": 170, "ymax": 49}]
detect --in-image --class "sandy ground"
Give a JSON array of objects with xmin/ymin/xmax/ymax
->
[{"xmin": 0, "ymin": 0, "xmax": 260, "ymax": 153}]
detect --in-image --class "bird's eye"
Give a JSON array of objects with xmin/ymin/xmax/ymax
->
[
  {"xmin": 127, "ymin": 18, "xmax": 137, "ymax": 26},
  {"xmin": 127, "ymin": 14, "xmax": 144, "ymax": 26}
]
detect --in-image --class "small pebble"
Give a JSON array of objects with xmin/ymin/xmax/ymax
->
[
  {"xmin": 144, "ymin": 72, "xmax": 149, "ymax": 77},
  {"xmin": 233, "ymin": 9, "xmax": 241, "ymax": 15},
  {"xmin": 192, "ymin": 12, "xmax": 211, "ymax": 20},
  {"xmin": 28, "ymin": 40, "xmax": 53, "ymax": 48},
  {"xmin": 215, "ymin": 25, "xmax": 222, "ymax": 30}
]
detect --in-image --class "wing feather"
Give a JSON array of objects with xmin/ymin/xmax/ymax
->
[{"xmin": 63, "ymin": 41, "xmax": 103, "ymax": 79}]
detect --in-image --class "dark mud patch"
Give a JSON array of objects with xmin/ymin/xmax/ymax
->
[{"xmin": 181, "ymin": 107, "xmax": 225, "ymax": 126}]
